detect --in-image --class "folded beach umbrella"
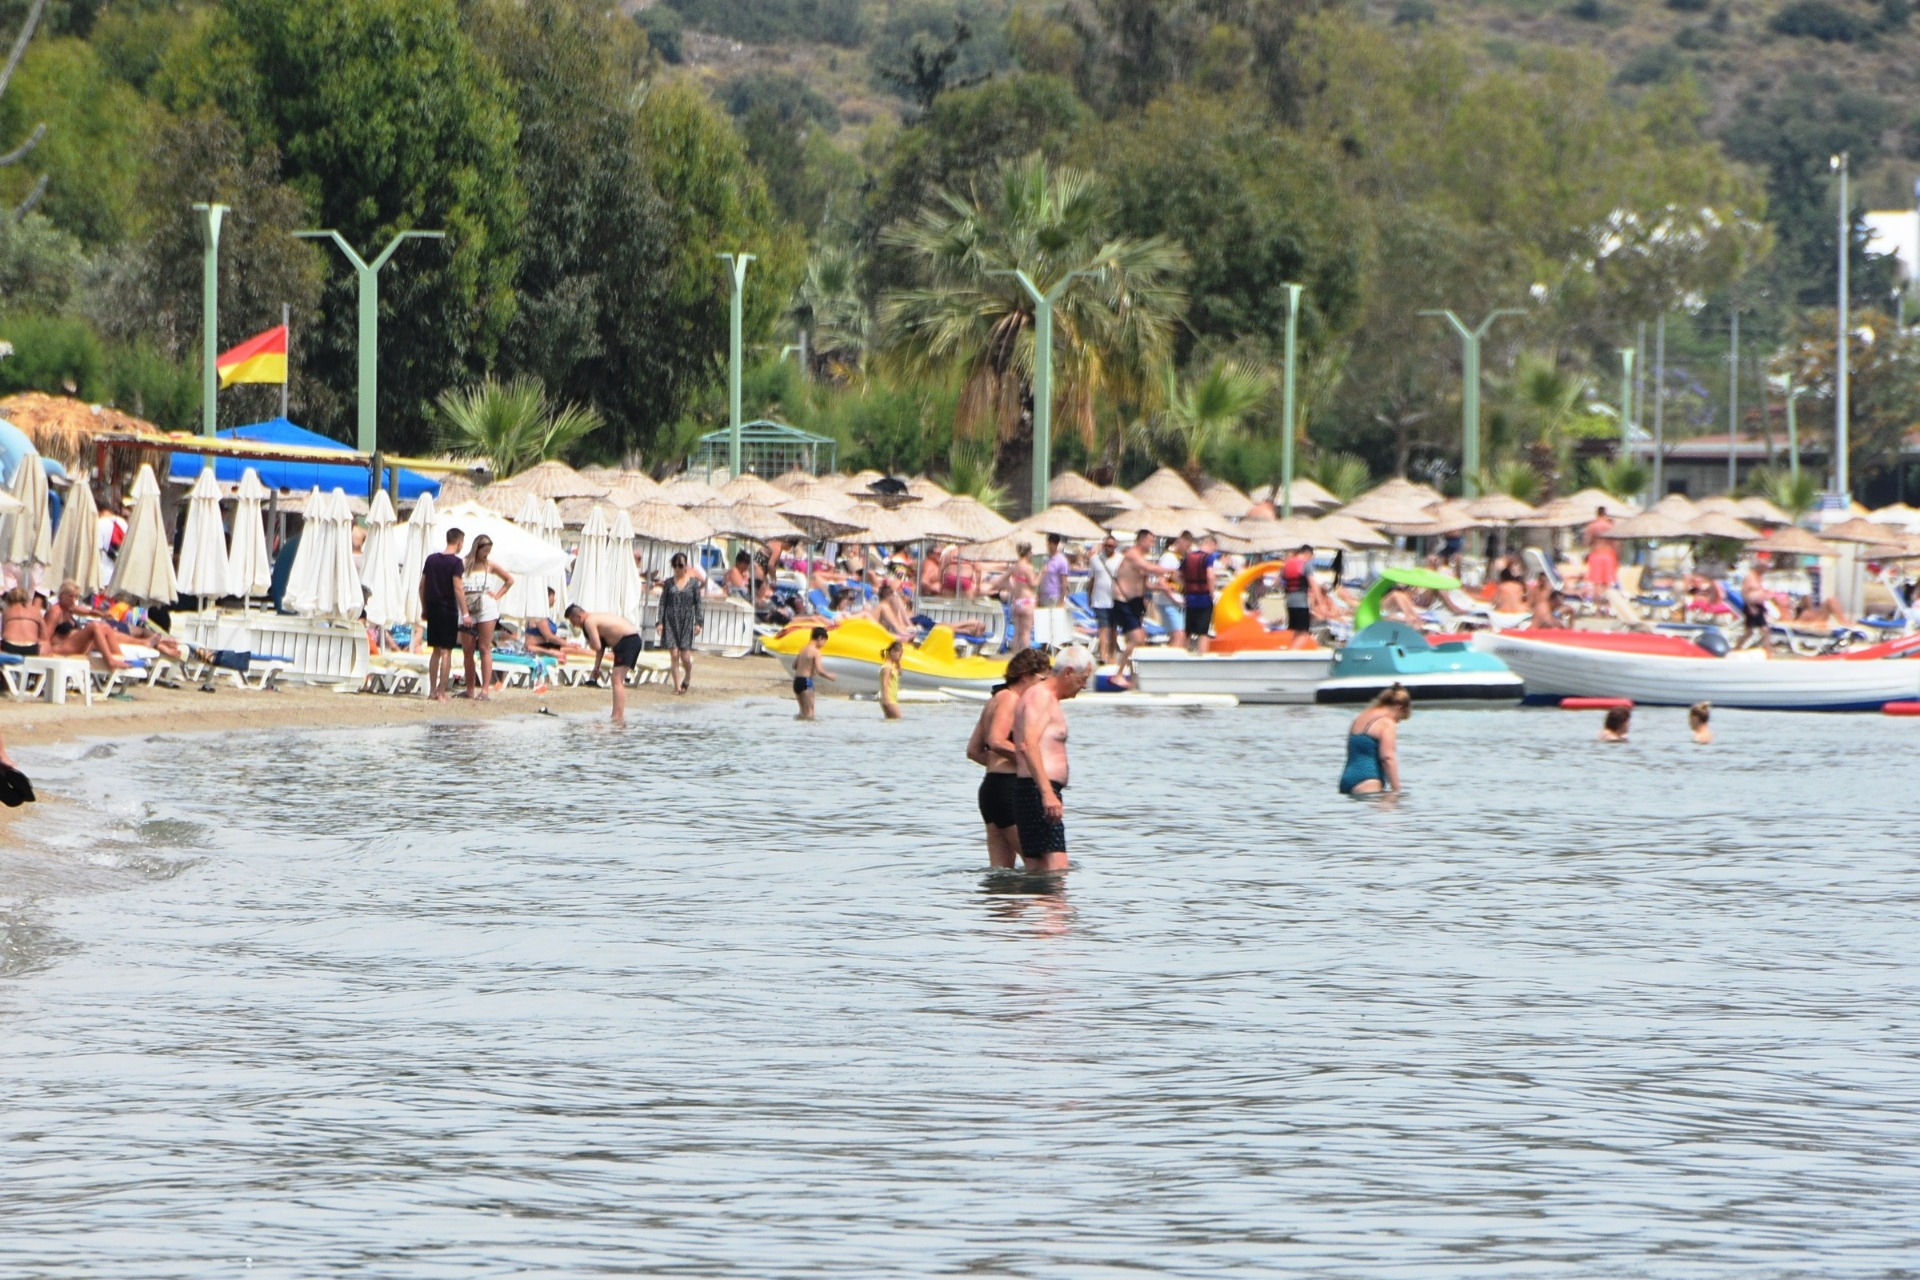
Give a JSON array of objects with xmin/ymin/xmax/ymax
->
[
  {"xmin": 398, "ymin": 489, "xmax": 438, "ymax": 626},
  {"xmin": 2, "ymin": 448, "xmax": 51, "ymax": 575},
  {"xmin": 175, "ymin": 467, "xmax": 232, "ymax": 602},
  {"xmin": 567, "ymin": 505, "xmax": 621, "ymax": 615},
  {"xmin": 227, "ymin": 468, "xmax": 274, "ymax": 599},
  {"xmin": 285, "ymin": 488, "xmax": 360, "ymax": 619},
  {"xmin": 360, "ymin": 490, "xmax": 408, "ymax": 628},
  {"xmin": 47, "ymin": 476, "xmax": 100, "ymax": 597},
  {"xmin": 108, "ymin": 463, "xmax": 177, "ymax": 604},
  {"xmin": 607, "ymin": 505, "xmax": 645, "ymax": 624}
]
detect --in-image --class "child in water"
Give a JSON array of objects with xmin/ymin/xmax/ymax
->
[
  {"xmin": 879, "ymin": 641, "xmax": 903, "ymax": 720},
  {"xmin": 1599, "ymin": 705, "xmax": 1631, "ymax": 742},
  {"xmin": 1689, "ymin": 701, "xmax": 1713, "ymax": 744},
  {"xmin": 793, "ymin": 627, "xmax": 835, "ymax": 720}
]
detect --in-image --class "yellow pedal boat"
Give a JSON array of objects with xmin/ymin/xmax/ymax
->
[{"xmin": 762, "ymin": 617, "xmax": 1008, "ymax": 695}]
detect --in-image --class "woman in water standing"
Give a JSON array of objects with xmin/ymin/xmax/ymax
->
[
  {"xmin": 966, "ymin": 647, "xmax": 1051, "ymax": 867},
  {"xmin": 656, "ymin": 551, "xmax": 704, "ymax": 694},
  {"xmin": 460, "ymin": 535, "xmax": 515, "ymax": 700},
  {"xmin": 1339, "ymin": 683, "xmax": 1411, "ymax": 796},
  {"xmin": 997, "ymin": 541, "xmax": 1039, "ymax": 653}
]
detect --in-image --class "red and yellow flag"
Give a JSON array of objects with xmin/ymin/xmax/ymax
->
[{"xmin": 216, "ymin": 325, "xmax": 288, "ymax": 388}]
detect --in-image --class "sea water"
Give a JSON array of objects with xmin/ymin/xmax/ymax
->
[{"xmin": 1, "ymin": 699, "xmax": 1916, "ymax": 1277}]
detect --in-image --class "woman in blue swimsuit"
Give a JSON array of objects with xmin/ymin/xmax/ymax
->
[{"xmin": 1339, "ymin": 683, "xmax": 1411, "ymax": 796}]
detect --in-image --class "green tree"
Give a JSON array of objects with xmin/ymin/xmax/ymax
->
[
  {"xmin": 1585, "ymin": 455, "xmax": 1650, "ymax": 502},
  {"xmin": 1748, "ymin": 466, "xmax": 1820, "ymax": 519},
  {"xmin": 206, "ymin": 0, "xmax": 525, "ymax": 453},
  {"xmin": 1779, "ymin": 308, "xmax": 1920, "ymax": 494},
  {"xmin": 87, "ymin": 109, "xmax": 327, "ymax": 429},
  {"xmin": 790, "ymin": 238, "xmax": 874, "ymax": 382},
  {"xmin": 435, "ymin": 374, "xmax": 601, "ymax": 478},
  {"xmin": 1305, "ymin": 451, "xmax": 1371, "ymax": 502},
  {"xmin": 879, "ymin": 152, "xmax": 1187, "ymax": 503},
  {"xmin": 0, "ymin": 211, "xmax": 83, "ymax": 313},
  {"xmin": 1155, "ymin": 356, "xmax": 1272, "ymax": 479},
  {"xmin": 0, "ymin": 33, "xmax": 156, "ymax": 243}
]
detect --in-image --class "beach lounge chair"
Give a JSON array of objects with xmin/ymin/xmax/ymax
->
[
  {"xmin": 21, "ymin": 656, "xmax": 93, "ymax": 706},
  {"xmin": 0, "ymin": 653, "xmax": 46, "ymax": 701}
]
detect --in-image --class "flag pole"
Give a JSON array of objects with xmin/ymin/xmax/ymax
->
[{"xmin": 281, "ymin": 302, "xmax": 290, "ymax": 420}]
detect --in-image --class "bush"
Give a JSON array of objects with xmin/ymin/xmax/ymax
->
[
  {"xmin": 1770, "ymin": 0, "xmax": 1871, "ymax": 41},
  {"xmin": 1566, "ymin": 0, "xmax": 1614, "ymax": 20},
  {"xmin": 1665, "ymin": 0, "xmax": 1711, "ymax": 10},
  {"xmin": 869, "ymin": 0, "xmax": 1014, "ymax": 98},
  {"xmin": 633, "ymin": 5, "xmax": 684, "ymax": 63},
  {"xmin": 1880, "ymin": 0, "xmax": 1911, "ymax": 28},
  {"xmin": 0, "ymin": 312, "xmax": 106, "ymax": 399},
  {"xmin": 721, "ymin": 72, "xmax": 840, "ymax": 131},
  {"xmin": 662, "ymin": 0, "xmax": 865, "ymax": 48},
  {"xmin": 1674, "ymin": 23, "xmax": 1721, "ymax": 46},
  {"xmin": 1618, "ymin": 44, "xmax": 1685, "ymax": 84},
  {"xmin": 1393, "ymin": 0, "xmax": 1438, "ymax": 23}
]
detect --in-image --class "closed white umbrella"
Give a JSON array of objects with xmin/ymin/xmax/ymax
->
[
  {"xmin": 360, "ymin": 490, "xmax": 408, "ymax": 627},
  {"xmin": 108, "ymin": 463, "xmax": 177, "ymax": 604},
  {"xmin": 285, "ymin": 488, "xmax": 360, "ymax": 619},
  {"xmin": 228, "ymin": 468, "xmax": 274, "ymax": 599},
  {"xmin": 3, "ymin": 452, "xmax": 52, "ymax": 580},
  {"xmin": 607, "ymin": 505, "xmax": 645, "ymax": 625},
  {"xmin": 567, "ymin": 505, "xmax": 623, "ymax": 615},
  {"xmin": 398, "ymin": 489, "xmax": 439, "ymax": 626},
  {"xmin": 175, "ymin": 467, "xmax": 232, "ymax": 602},
  {"xmin": 497, "ymin": 493, "xmax": 571, "ymax": 621},
  {"xmin": 47, "ymin": 477, "xmax": 100, "ymax": 596}
]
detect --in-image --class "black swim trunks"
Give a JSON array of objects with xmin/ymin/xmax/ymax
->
[
  {"xmin": 1111, "ymin": 596, "xmax": 1146, "ymax": 635},
  {"xmin": 610, "ymin": 632, "xmax": 643, "ymax": 668},
  {"xmin": 1013, "ymin": 777, "xmax": 1068, "ymax": 857},
  {"xmin": 1184, "ymin": 598, "xmax": 1214, "ymax": 640},
  {"xmin": 977, "ymin": 772, "xmax": 1020, "ymax": 829},
  {"xmin": 792, "ymin": 675, "xmax": 813, "ymax": 694},
  {"xmin": 424, "ymin": 602, "xmax": 460, "ymax": 651},
  {"xmin": 1, "ymin": 639, "xmax": 39, "ymax": 657},
  {"xmin": 1286, "ymin": 604, "xmax": 1312, "ymax": 634}
]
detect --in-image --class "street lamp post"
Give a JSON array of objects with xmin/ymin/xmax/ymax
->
[
  {"xmin": 1785, "ymin": 375, "xmax": 1802, "ymax": 483},
  {"xmin": 295, "ymin": 228, "xmax": 447, "ymax": 455},
  {"xmin": 1653, "ymin": 314, "xmax": 1667, "ymax": 498},
  {"xmin": 991, "ymin": 268, "xmax": 1095, "ymax": 515},
  {"xmin": 1726, "ymin": 309, "xmax": 1740, "ymax": 491},
  {"xmin": 1420, "ymin": 308, "xmax": 1520, "ymax": 498},
  {"xmin": 1832, "ymin": 151, "xmax": 1851, "ymax": 500},
  {"xmin": 1617, "ymin": 347, "xmax": 1635, "ymax": 452},
  {"xmin": 718, "ymin": 253, "xmax": 755, "ymax": 478},
  {"xmin": 1280, "ymin": 283, "xmax": 1303, "ymax": 519},
  {"xmin": 194, "ymin": 203, "xmax": 228, "ymax": 437}
]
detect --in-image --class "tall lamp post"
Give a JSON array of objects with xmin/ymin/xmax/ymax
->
[
  {"xmin": 295, "ymin": 228, "xmax": 446, "ymax": 456},
  {"xmin": 1420, "ymin": 308, "xmax": 1520, "ymax": 498},
  {"xmin": 1617, "ymin": 347, "xmax": 1636, "ymax": 453},
  {"xmin": 1653, "ymin": 313, "xmax": 1667, "ymax": 498},
  {"xmin": 718, "ymin": 252, "xmax": 755, "ymax": 478},
  {"xmin": 1831, "ymin": 151, "xmax": 1851, "ymax": 500},
  {"xmin": 1280, "ymin": 283, "xmax": 1303, "ymax": 519},
  {"xmin": 1726, "ymin": 309, "xmax": 1740, "ymax": 491},
  {"xmin": 991, "ymin": 268, "xmax": 1095, "ymax": 515},
  {"xmin": 194, "ymin": 202, "xmax": 228, "ymax": 437}
]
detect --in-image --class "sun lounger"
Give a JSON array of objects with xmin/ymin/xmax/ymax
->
[
  {"xmin": 0, "ymin": 653, "xmax": 45, "ymax": 701},
  {"xmin": 22, "ymin": 656, "xmax": 93, "ymax": 706}
]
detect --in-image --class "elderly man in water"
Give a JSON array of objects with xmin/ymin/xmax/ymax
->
[{"xmin": 1011, "ymin": 645, "xmax": 1095, "ymax": 872}]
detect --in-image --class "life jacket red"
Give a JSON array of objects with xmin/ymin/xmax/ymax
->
[
  {"xmin": 1180, "ymin": 549, "xmax": 1212, "ymax": 596},
  {"xmin": 1281, "ymin": 554, "xmax": 1309, "ymax": 595}
]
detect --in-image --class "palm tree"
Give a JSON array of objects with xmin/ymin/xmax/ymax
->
[
  {"xmin": 1307, "ymin": 452, "xmax": 1372, "ymax": 503},
  {"xmin": 1480, "ymin": 457, "xmax": 1545, "ymax": 505},
  {"xmin": 1156, "ymin": 358, "xmax": 1273, "ymax": 480},
  {"xmin": 944, "ymin": 439, "xmax": 1010, "ymax": 514},
  {"xmin": 880, "ymin": 152, "xmax": 1187, "ymax": 500},
  {"xmin": 1584, "ymin": 456, "xmax": 1649, "ymax": 503},
  {"xmin": 436, "ymin": 376, "xmax": 603, "ymax": 480},
  {"xmin": 790, "ymin": 240, "xmax": 874, "ymax": 384},
  {"xmin": 1749, "ymin": 466, "xmax": 1820, "ymax": 520}
]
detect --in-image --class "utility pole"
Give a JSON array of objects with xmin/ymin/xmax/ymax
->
[
  {"xmin": 1727, "ymin": 310, "xmax": 1740, "ymax": 491},
  {"xmin": 718, "ymin": 253, "xmax": 754, "ymax": 477},
  {"xmin": 295, "ymin": 228, "xmax": 447, "ymax": 454},
  {"xmin": 1832, "ymin": 152, "xmax": 1851, "ymax": 499},
  {"xmin": 1653, "ymin": 314, "xmax": 1666, "ymax": 499},
  {"xmin": 280, "ymin": 302, "xmax": 291, "ymax": 421},
  {"xmin": 1618, "ymin": 347, "xmax": 1635, "ymax": 453},
  {"xmin": 1280, "ymin": 283, "xmax": 1303, "ymax": 519},
  {"xmin": 1786, "ymin": 374, "xmax": 1801, "ymax": 483},
  {"xmin": 992, "ymin": 268, "xmax": 1096, "ymax": 515},
  {"xmin": 193, "ymin": 202, "xmax": 227, "ymax": 437},
  {"xmin": 1420, "ymin": 308, "xmax": 1521, "ymax": 498}
]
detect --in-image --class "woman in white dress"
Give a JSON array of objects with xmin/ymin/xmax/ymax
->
[{"xmin": 460, "ymin": 534, "xmax": 515, "ymax": 700}]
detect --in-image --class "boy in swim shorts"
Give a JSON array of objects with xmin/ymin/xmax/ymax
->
[{"xmin": 793, "ymin": 626, "xmax": 834, "ymax": 720}]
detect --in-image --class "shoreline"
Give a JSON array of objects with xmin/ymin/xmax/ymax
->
[{"xmin": 0, "ymin": 654, "xmax": 792, "ymax": 845}]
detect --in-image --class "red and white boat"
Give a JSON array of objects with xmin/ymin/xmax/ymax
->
[{"xmin": 1469, "ymin": 629, "xmax": 1920, "ymax": 711}]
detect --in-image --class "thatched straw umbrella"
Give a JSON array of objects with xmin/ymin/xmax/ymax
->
[
  {"xmin": 1129, "ymin": 466, "xmax": 1205, "ymax": 510},
  {"xmin": 511, "ymin": 460, "xmax": 607, "ymax": 501}
]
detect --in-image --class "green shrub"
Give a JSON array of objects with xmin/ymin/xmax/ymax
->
[
  {"xmin": 0, "ymin": 312, "xmax": 106, "ymax": 399},
  {"xmin": 1770, "ymin": 0, "xmax": 1871, "ymax": 41},
  {"xmin": 1665, "ymin": 0, "xmax": 1711, "ymax": 10},
  {"xmin": 662, "ymin": 0, "xmax": 865, "ymax": 48},
  {"xmin": 869, "ymin": 0, "xmax": 1014, "ymax": 98},
  {"xmin": 1618, "ymin": 44, "xmax": 1685, "ymax": 84},
  {"xmin": 1674, "ymin": 23, "xmax": 1721, "ymax": 46},
  {"xmin": 721, "ymin": 72, "xmax": 840, "ymax": 131},
  {"xmin": 633, "ymin": 5, "xmax": 684, "ymax": 63},
  {"xmin": 1393, "ymin": 0, "xmax": 1438, "ymax": 23}
]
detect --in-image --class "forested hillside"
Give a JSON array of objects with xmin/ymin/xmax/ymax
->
[{"xmin": 4, "ymin": 0, "xmax": 1918, "ymax": 503}]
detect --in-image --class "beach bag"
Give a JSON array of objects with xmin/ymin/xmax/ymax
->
[{"xmin": 0, "ymin": 763, "xmax": 34, "ymax": 808}]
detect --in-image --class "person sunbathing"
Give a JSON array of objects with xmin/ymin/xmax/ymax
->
[
  {"xmin": 2, "ymin": 588, "xmax": 45, "ymax": 656},
  {"xmin": 1795, "ymin": 596, "xmax": 1857, "ymax": 629},
  {"xmin": 871, "ymin": 580, "xmax": 918, "ymax": 641},
  {"xmin": 1380, "ymin": 588, "xmax": 1424, "ymax": 625},
  {"xmin": 45, "ymin": 583, "xmax": 131, "ymax": 668}
]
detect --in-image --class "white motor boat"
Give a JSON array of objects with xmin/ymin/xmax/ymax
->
[
  {"xmin": 1128, "ymin": 648, "xmax": 1334, "ymax": 704},
  {"xmin": 1470, "ymin": 629, "xmax": 1920, "ymax": 711}
]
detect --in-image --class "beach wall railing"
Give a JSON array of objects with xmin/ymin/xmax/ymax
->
[
  {"xmin": 638, "ymin": 593, "xmax": 755, "ymax": 658},
  {"xmin": 177, "ymin": 612, "xmax": 371, "ymax": 685},
  {"xmin": 919, "ymin": 598, "xmax": 1006, "ymax": 650}
]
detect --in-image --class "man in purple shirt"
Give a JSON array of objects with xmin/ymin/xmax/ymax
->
[
  {"xmin": 1039, "ymin": 534, "xmax": 1072, "ymax": 607},
  {"xmin": 420, "ymin": 527, "xmax": 468, "ymax": 701}
]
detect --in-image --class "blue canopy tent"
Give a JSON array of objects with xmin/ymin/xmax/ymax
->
[{"xmin": 166, "ymin": 418, "xmax": 440, "ymax": 500}]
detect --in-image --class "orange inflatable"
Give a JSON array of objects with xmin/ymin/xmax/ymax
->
[{"xmin": 1208, "ymin": 560, "xmax": 1322, "ymax": 654}]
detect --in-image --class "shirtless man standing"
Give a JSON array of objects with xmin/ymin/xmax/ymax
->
[
  {"xmin": 564, "ymin": 605, "xmax": 641, "ymax": 725},
  {"xmin": 1011, "ymin": 645, "xmax": 1094, "ymax": 872},
  {"xmin": 1112, "ymin": 530, "xmax": 1168, "ymax": 685}
]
